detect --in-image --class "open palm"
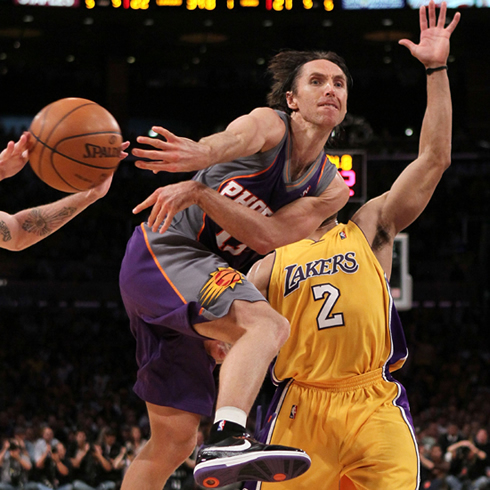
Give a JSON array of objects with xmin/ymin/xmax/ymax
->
[{"xmin": 399, "ymin": 1, "xmax": 461, "ymax": 67}]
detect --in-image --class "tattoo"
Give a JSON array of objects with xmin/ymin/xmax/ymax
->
[
  {"xmin": 21, "ymin": 207, "xmax": 77, "ymax": 236},
  {"xmin": 0, "ymin": 220, "xmax": 12, "ymax": 242}
]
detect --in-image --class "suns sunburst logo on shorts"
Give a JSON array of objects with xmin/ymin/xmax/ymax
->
[{"xmin": 198, "ymin": 267, "xmax": 244, "ymax": 308}]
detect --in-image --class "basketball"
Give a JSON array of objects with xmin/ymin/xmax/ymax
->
[{"xmin": 28, "ymin": 97, "xmax": 123, "ymax": 193}]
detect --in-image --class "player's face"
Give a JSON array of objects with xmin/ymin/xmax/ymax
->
[{"xmin": 287, "ymin": 59, "xmax": 348, "ymax": 129}]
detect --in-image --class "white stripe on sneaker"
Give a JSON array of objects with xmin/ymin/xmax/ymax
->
[{"xmin": 205, "ymin": 440, "xmax": 252, "ymax": 452}]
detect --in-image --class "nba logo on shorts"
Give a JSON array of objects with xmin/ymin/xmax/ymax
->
[{"xmin": 289, "ymin": 405, "xmax": 297, "ymax": 419}]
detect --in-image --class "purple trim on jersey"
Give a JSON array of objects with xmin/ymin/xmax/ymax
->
[
  {"xmin": 386, "ymin": 299, "xmax": 409, "ymax": 368},
  {"xmin": 385, "ymin": 370, "xmax": 415, "ymax": 430},
  {"xmin": 196, "ymin": 147, "xmax": 329, "ymax": 271},
  {"xmin": 384, "ymin": 298, "xmax": 415, "ymax": 432}
]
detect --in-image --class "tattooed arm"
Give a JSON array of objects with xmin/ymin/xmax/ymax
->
[{"xmin": 0, "ymin": 175, "xmax": 114, "ymax": 251}]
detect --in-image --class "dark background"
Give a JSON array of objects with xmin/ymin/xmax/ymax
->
[{"xmin": 0, "ymin": 0, "xmax": 489, "ymax": 446}]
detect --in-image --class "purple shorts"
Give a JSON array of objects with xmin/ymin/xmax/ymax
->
[{"xmin": 119, "ymin": 224, "xmax": 266, "ymax": 417}]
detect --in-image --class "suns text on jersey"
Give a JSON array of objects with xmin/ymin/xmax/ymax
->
[
  {"xmin": 284, "ymin": 252, "xmax": 359, "ymax": 296},
  {"xmin": 220, "ymin": 181, "xmax": 273, "ymax": 216}
]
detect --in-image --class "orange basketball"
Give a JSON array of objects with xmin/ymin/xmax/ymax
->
[{"xmin": 29, "ymin": 97, "xmax": 123, "ymax": 193}]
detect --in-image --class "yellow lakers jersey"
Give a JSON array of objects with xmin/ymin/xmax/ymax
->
[{"xmin": 269, "ymin": 221, "xmax": 408, "ymax": 386}]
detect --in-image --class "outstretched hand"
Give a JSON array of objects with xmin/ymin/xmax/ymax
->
[
  {"xmin": 0, "ymin": 132, "xmax": 30, "ymax": 181},
  {"xmin": 132, "ymin": 126, "xmax": 211, "ymax": 174},
  {"xmin": 399, "ymin": 0, "xmax": 460, "ymax": 67},
  {"xmin": 132, "ymin": 180, "xmax": 202, "ymax": 234}
]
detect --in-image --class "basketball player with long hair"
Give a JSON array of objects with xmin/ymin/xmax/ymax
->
[{"xmin": 119, "ymin": 48, "xmax": 354, "ymax": 488}]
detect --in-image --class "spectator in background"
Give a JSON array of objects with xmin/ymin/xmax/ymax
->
[
  {"xmin": 420, "ymin": 443, "xmax": 462, "ymax": 490},
  {"xmin": 446, "ymin": 438, "xmax": 487, "ymax": 489},
  {"xmin": 469, "ymin": 429, "xmax": 490, "ymax": 490},
  {"xmin": 113, "ymin": 425, "xmax": 147, "ymax": 479},
  {"xmin": 35, "ymin": 441, "xmax": 74, "ymax": 490},
  {"xmin": 33, "ymin": 426, "xmax": 58, "ymax": 470},
  {"xmin": 68, "ymin": 427, "xmax": 118, "ymax": 490},
  {"xmin": 10, "ymin": 427, "xmax": 35, "ymax": 471},
  {"xmin": 68, "ymin": 429, "xmax": 96, "ymax": 490},
  {"xmin": 0, "ymin": 439, "xmax": 33, "ymax": 490},
  {"xmin": 439, "ymin": 423, "xmax": 463, "ymax": 454},
  {"xmin": 97, "ymin": 428, "xmax": 122, "ymax": 489}
]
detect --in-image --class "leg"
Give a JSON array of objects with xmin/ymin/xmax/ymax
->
[
  {"xmin": 120, "ymin": 402, "xmax": 200, "ymax": 490},
  {"xmin": 195, "ymin": 299, "xmax": 290, "ymax": 414},
  {"xmin": 194, "ymin": 301, "xmax": 311, "ymax": 488}
]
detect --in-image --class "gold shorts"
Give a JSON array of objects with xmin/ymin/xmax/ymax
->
[{"xmin": 259, "ymin": 369, "xmax": 419, "ymax": 490}]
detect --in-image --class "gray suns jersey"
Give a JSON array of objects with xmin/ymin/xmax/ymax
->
[{"xmin": 168, "ymin": 110, "xmax": 339, "ymax": 271}]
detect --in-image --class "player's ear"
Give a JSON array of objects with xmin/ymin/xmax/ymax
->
[{"xmin": 286, "ymin": 91, "xmax": 298, "ymax": 111}]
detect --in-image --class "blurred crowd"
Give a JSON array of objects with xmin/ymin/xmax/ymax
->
[{"xmin": 0, "ymin": 300, "xmax": 488, "ymax": 490}]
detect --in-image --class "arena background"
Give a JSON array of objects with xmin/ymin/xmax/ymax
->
[{"xmin": 0, "ymin": 0, "xmax": 489, "ymax": 483}]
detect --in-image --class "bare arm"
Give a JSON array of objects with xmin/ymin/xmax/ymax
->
[
  {"xmin": 92, "ymin": 445, "xmax": 113, "ymax": 473},
  {"xmin": 70, "ymin": 444, "xmax": 89, "ymax": 468},
  {"xmin": 0, "ymin": 177, "xmax": 112, "ymax": 251},
  {"xmin": 0, "ymin": 140, "xmax": 129, "ymax": 251},
  {"xmin": 352, "ymin": 1, "xmax": 460, "ymax": 276},
  {"xmin": 132, "ymin": 107, "xmax": 286, "ymax": 174},
  {"xmin": 134, "ymin": 171, "xmax": 349, "ymax": 255}
]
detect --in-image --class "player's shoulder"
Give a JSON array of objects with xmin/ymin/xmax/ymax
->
[{"xmin": 247, "ymin": 108, "xmax": 288, "ymax": 152}]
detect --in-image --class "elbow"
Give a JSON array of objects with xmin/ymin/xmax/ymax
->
[
  {"xmin": 246, "ymin": 232, "xmax": 278, "ymax": 256},
  {"xmin": 429, "ymin": 146, "xmax": 452, "ymax": 173},
  {"xmin": 442, "ymin": 155, "xmax": 452, "ymax": 171},
  {"xmin": 3, "ymin": 242, "xmax": 28, "ymax": 252},
  {"xmin": 251, "ymin": 239, "xmax": 275, "ymax": 256}
]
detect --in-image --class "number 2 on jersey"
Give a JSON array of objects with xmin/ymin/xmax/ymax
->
[{"xmin": 312, "ymin": 283, "xmax": 345, "ymax": 330}]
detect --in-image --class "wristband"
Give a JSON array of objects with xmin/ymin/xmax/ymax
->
[{"xmin": 426, "ymin": 65, "xmax": 448, "ymax": 75}]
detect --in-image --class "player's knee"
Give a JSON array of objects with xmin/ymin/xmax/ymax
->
[
  {"xmin": 171, "ymin": 433, "xmax": 198, "ymax": 464},
  {"xmin": 148, "ymin": 428, "xmax": 197, "ymax": 467}
]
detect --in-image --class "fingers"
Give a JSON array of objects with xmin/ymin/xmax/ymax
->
[
  {"xmin": 134, "ymin": 160, "xmax": 181, "ymax": 173},
  {"xmin": 428, "ymin": 0, "xmax": 437, "ymax": 28},
  {"xmin": 135, "ymin": 135, "xmax": 165, "ymax": 148},
  {"xmin": 152, "ymin": 126, "xmax": 177, "ymax": 142},
  {"xmin": 132, "ymin": 189, "xmax": 176, "ymax": 233},
  {"xmin": 119, "ymin": 142, "xmax": 130, "ymax": 160},
  {"xmin": 446, "ymin": 11, "xmax": 461, "ymax": 34},
  {"xmin": 437, "ymin": 1, "xmax": 447, "ymax": 28},
  {"xmin": 398, "ymin": 39, "xmax": 415, "ymax": 53},
  {"xmin": 132, "ymin": 191, "xmax": 159, "ymax": 215},
  {"xmin": 0, "ymin": 141, "xmax": 15, "ymax": 160},
  {"xmin": 419, "ymin": 4, "xmax": 428, "ymax": 32},
  {"xmin": 132, "ymin": 148, "xmax": 169, "ymax": 161}
]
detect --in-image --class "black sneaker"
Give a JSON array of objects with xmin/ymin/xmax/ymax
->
[{"xmin": 193, "ymin": 433, "xmax": 311, "ymax": 488}]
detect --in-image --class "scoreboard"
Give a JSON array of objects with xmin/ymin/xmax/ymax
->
[
  {"xmin": 11, "ymin": 0, "xmax": 488, "ymax": 10},
  {"xmin": 327, "ymin": 150, "xmax": 367, "ymax": 204}
]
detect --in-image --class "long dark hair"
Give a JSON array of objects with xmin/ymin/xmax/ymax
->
[{"xmin": 266, "ymin": 50, "xmax": 353, "ymax": 114}]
